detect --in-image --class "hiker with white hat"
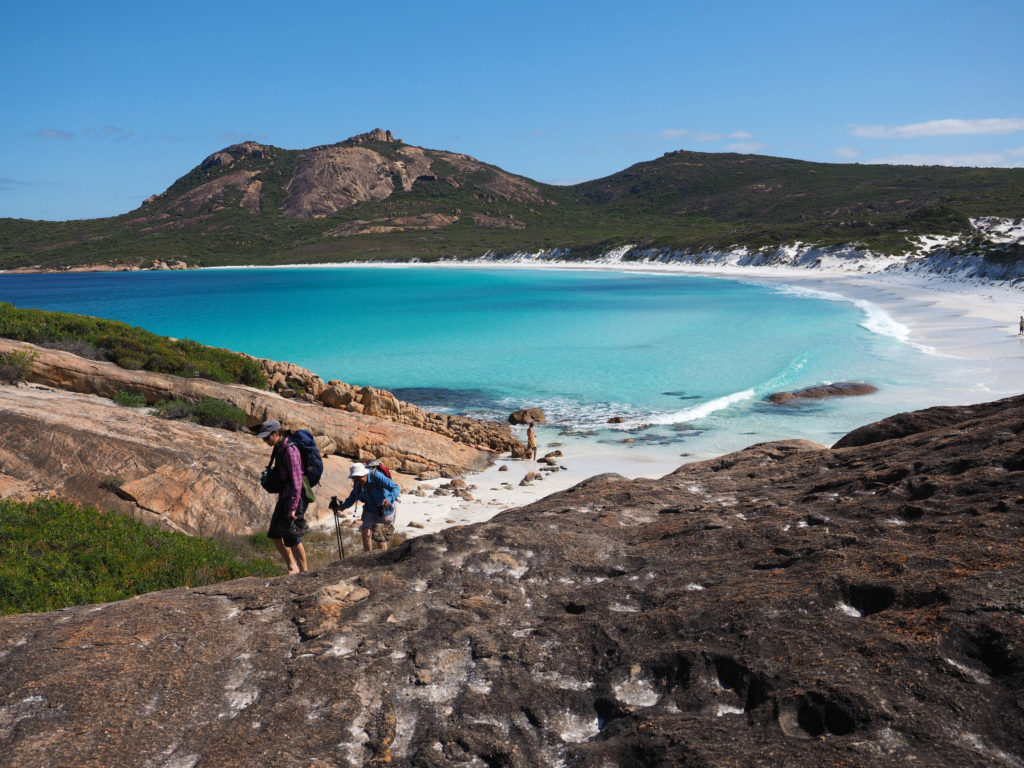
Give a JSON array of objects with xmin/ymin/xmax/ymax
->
[{"xmin": 331, "ymin": 462, "xmax": 401, "ymax": 552}]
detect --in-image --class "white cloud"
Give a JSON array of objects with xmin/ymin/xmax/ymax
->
[
  {"xmin": 866, "ymin": 147, "xmax": 1024, "ymax": 167},
  {"xmin": 851, "ymin": 117, "xmax": 1024, "ymax": 139},
  {"xmin": 83, "ymin": 125, "xmax": 134, "ymax": 141},
  {"xmin": 35, "ymin": 129, "xmax": 74, "ymax": 140},
  {"xmin": 834, "ymin": 147, "xmax": 860, "ymax": 159},
  {"xmin": 729, "ymin": 131, "xmax": 754, "ymax": 140},
  {"xmin": 726, "ymin": 141, "xmax": 767, "ymax": 153},
  {"xmin": 659, "ymin": 128, "xmax": 689, "ymax": 140},
  {"xmin": 0, "ymin": 177, "xmax": 31, "ymax": 191}
]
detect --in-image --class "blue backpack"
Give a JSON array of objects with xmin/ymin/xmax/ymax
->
[{"xmin": 288, "ymin": 429, "xmax": 324, "ymax": 486}]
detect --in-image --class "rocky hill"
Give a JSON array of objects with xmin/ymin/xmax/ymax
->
[
  {"xmin": 2, "ymin": 393, "xmax": 1023, "ymax": 766},
  {"xmin": 1, "ymin": 129, "xmax": 1021, "ymax": 270}
]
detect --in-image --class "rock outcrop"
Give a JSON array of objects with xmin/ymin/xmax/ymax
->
[
  {"xmin": 325, "ymin": 212, "xmax": 460, "ymax": 237},
  {"xmin": 0, "ymin": 383, "xmax": 352, "ymax": 536},
  {"xmin": 169, "ymin": 169, "xmax": 262, "ymax": 216},
  {"xmin": 256, "ymin": 355, "xmax": 520, "ymax": 455},
  {"xmin": 4, "ymin": 394, "xmax": 1024, "ymax": 766},
  {"xmin": 508, "ymin": 407, "xmax": 545, "ymax": 425},
  {"xmin": 767, "ymin": 381, "xmax": 878, "ymax": 404},
  {"xmin": 282, "ymin": 144, "xmax": 433, "ymax": 219},
  {"xmin": 0, "ymin": 339, "xmax": 520, "ymax": 533},
  {"xmin": 1, "ymin": 339, "xmax": 515, "ymax": 475}
]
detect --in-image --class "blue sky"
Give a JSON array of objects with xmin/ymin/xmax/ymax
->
[{"xmin": 2, "ymin": 0, "xmax": 1022, "ymax": 221}]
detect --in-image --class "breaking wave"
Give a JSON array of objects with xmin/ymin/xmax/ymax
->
[
  {"xmin": 767, "ymin": 283, "xmax": 940, "ymax": 355},
  {"xmin": 463, "ymin": 354, "xmax": 813, "ymax": 434}
]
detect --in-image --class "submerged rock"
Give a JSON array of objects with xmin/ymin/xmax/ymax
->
[{"xmin": 768, "ymin": 381, "xmax": 878, "ymax": 404}]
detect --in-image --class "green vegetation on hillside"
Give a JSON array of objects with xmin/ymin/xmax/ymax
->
[
  {"xmin": 0, "ymin": 497, "xmax": 280, "ymax": 615},
  {"xmin": 1, "ymin": 141, "xmax": 1021, "ymax": 270},
  {"xmin": 571, "ymin": 151, "xmax": 1024, "ymax": 253},
  {"xmin": 0, "ymin": 303, "xmax": 267, "ymax": 387}
]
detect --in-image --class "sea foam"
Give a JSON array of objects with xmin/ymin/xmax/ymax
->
[{"xmin": 767, "ymin": 283, "xmax": 941, "ymax": 355}]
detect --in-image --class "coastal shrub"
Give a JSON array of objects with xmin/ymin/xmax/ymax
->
[
  {"xmin": 0, "ymin": 349, "xmax": 37, "ymax": 384},
  {"xmin": 113, "ymin": 389, "xmax": 148, "ymax": 407},
  {"xmin": 98, "ymin": 477, "xmax": 125, "ymax": 493},
  {"xmin": 0, "ymin": 303, "xmax": 268, "ymax": 389},
  {"xmin": 38, "ymin": 338, "xmax": 106, "ymax": 360},
  {"xmin": 154, "ymin": 396, "xmax": 248, "ymax": 431},
  {"xmin": 191, "ymin": 397, "xmax": 248, "ymax": 430},
  {"xmin": 0, "ymin": 497, "xmax": 279, "ymax": 615}
]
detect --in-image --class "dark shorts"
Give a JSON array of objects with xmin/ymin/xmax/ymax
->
[{"xmin": 268, "ymin": 497, "xmax": 308, "ymax": 547}]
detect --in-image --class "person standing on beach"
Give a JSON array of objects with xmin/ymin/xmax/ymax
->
[
  {"xmin": 257, "ymin": 419, "xmax": 308, "ymax": 574},
  {"xmin": 527, "ymin": 422, "xmax": 538, "ymax": 461},
  {"xmin": 1018, "ymin": 316, "xmax": 1023, "ymax": 336},
  {"xmin": 333, "ymin": 462, "xmax": 400, "ymax": 552}
]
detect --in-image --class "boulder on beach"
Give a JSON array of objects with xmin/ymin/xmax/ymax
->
[
  {"xmin": 767, "ymin": 381, "xmax": 878, "ymax": 405},
  {"xmin": 519, "ymin": 471, "xmax": 543, "ymax": 486},
  {"xmin": 508, "ymin": 408, "xmax": 545, "ymax": 425}
]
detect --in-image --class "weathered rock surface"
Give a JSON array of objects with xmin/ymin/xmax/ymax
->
[
  {"xmin": 832, "ymin": 396, "xmax": 1018, "ymax": 448},
  {"xmin": 0, "ymin": 338, "xmax": 517, "ymax": 535},
  {"xmin": 169, "ymin": 169, "xmax": 261, "ymax": 216},
  {"xmin": 281, "ymin": 135, "xmax": 434, "ymax": 219},
  {"xmin": 0, "ymin": 339, "xmax": 508, "ymax": 476},
  {"xmin": 0, "ymin": 383, "xmax": 353, "ymax": 536},
  {"xmin": 325, "ymin": 212, "xmax": 460, "ymax": 237},
  {"xmin": 4, "ymin": 394, "xmax": 1024, "ymax": 766},
  {"xmin": 767, "ymin": 381, "xmax": 878, "ymax": 404}
]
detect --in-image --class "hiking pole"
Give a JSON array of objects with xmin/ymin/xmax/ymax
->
[
  {"xmin": 335, "ymin": 510, "xmax": 345, "ymax": 560},
  {"xmin": 330, "ymin": 496, "xmax": 345, "ymax": 560}
]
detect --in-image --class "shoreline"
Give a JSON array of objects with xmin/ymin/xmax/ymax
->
[
  {"xmin": 319, "ymin": 260, "xmax": 1024, "ymax": 540},
  {"xmin": 6, "ymin": 257, "xmax": 1023, "ymax": 538}
]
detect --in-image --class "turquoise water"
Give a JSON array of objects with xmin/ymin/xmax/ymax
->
[{"xmin": 0, "ymin": 266, "xmax": 988, "ymax": 460}]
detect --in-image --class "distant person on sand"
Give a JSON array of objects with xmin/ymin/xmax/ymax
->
[
  {"xmin": 333, "ymin": 462, "xmax": 400, "ymax": 552},
  {"xmin": 527, "ymin": 422, "xmax": 538, "ymax": 461},
  {"xmin": 1019, "ymin": 316, "xmax": 1023, "ymax": 335},
  {"xmin": 257, "ymin": 419, "xmax": 308, "ymax": 574}
]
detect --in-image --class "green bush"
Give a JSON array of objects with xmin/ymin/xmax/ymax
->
[
  {"xmin": 0, "ymin": 303, "xmax": 267, "ymax": 388},
  {"xmin": 154, "ymin": 396, "xmax": 247, "ymax": 431},
  {"xmin": 0, "ymin": 348, "xmax": 36, "ymax": 384},
  {"xmin": 98, "ymin": 477, "xmax": 124, "ymax": 493},
  {"xmin": 113, "ymin": 389, "xmax": 148, "ymax": 407},
  {"xmin": 0, "ymin": 497, "xmax": 280, "ymax": 615}
]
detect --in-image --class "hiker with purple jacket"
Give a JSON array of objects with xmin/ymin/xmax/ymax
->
[{"xmin": 257, "ymin": 419, "xmax": 308, "ymax": 574}]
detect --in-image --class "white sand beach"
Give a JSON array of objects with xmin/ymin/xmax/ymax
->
[{"xmin": 323, "ymin": 264, "xmax": 1024, "ymax": 540}]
